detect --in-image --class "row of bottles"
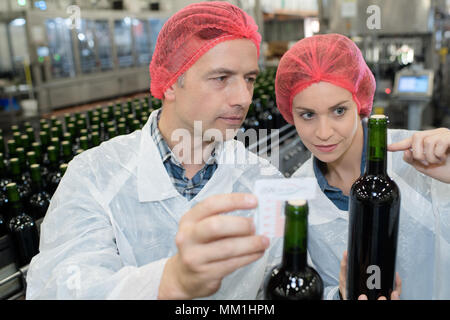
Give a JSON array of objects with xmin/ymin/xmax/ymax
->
[
  {"xmin": 243, "ymin": 67, "xmax": 287, "ymax": 132},
  {"xmin": 0, "ymin": 95, "xmax": 157, "ymax": 268}
]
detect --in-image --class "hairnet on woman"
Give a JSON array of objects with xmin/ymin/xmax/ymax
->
[{"xmin": 275, "ymin": 33, "xmax": 450, "ymax": 300}]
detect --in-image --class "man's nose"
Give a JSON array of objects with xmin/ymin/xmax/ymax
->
[{"xmin": 230, "ymin": 78, "xmax": 253, "ymax": 108}]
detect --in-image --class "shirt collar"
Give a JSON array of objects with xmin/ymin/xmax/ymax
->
[
  {"xmin": 313, "ymin": 120, "xmax": 368, "ymax": 192},
  {"xmin": 150, "ymin": 108, "xmax": 218, "ymax": 166}
]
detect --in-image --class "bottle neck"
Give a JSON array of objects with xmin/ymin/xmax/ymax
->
[
  {"xmin": 281, "ymin": 209, "xmax": 308, "ymax": 272},
  {"xmin": 365, "ymin": 121, "xmax": 388, "ymax": 175}
]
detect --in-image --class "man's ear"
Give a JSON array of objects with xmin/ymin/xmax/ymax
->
[{"xmin": 163, "ymin": 83, "xmax": 177, "ymax": 101}]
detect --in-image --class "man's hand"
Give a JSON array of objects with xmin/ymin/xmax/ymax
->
[
  {"xmin": 388, "ymin": 128, "xmax": 450, "ymax": 184},
  {"xmin": 339, "ymin": 251, "xmax": 402, "ymax": 300},
  {"xmin": 158, "ymin": 193, "xmax": 269, "ymax": 299}
]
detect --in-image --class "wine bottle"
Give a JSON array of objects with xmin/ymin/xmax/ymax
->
[
  {"xmin": 4, "ymin": 182, "xmax": 40, "ymax": 267},
  {"xmin": 0, "ymin": 153, "xmax": 8, "ymax": 237},
  {"xmin": 45, "ymin": 146, "xmax": 60, "ymax": 195},
  {"xmin": 61, "ymin": 140, "xmax": 74, "ymax": 164},
  {"xmin": 265, "ymin": 200, "xmax": 323, "ymax": 300},
  {"xmin": 346, "ymin": 115, "xmax": 401, "ymax": 300},
  {"xmin": 8, "ymin": 158, "xmax": 32, "ymax": 203},
  {"xmin": 28, "ymin": 164, "xmax": 51, "ymax": 219}
]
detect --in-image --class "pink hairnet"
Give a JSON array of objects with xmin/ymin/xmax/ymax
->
[
  {"xmin": 149, "ymin": 1, "xmax": 262, "ymax": 99},
  {"xmin": 275, "ymin": 33, "xmax": 376, "ymax": 124}
]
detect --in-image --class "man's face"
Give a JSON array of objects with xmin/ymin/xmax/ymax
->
[
  {"xmin": 291, "ymin": 81, "xmax": 360, "ymax": 163},
  {"xmin": 168, "ymin": 38, "xmax": 259, "ymax": 141}
]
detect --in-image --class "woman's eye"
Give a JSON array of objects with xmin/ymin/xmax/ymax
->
[
  {"xmin": 246, "ymin": 77, "xmax": 256, "ymax": 83},
  {"xmin": 300, "ymin": 112, "xmax": 314, "ymax": 120},
  {"xmin": 334, "ymin": 107, "xmax": 346, "ymax": 116}
]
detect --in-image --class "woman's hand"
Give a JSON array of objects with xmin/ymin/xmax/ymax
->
[{"xmin": 388, "ymin": 128, "xmax": 450, "ymax": 184}]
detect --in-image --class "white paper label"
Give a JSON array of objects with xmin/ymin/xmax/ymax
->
[{"xmin": 253, "ymin": 178, "xmax": 317, "ymax": 238}]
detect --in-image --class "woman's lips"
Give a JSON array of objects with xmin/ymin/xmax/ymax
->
[{"xmin": 314, "ymin": 143, "xmax": 338, "ymax": 152}]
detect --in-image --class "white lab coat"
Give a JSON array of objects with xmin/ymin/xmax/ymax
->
[
  {"xmin": 293, "ymin": 128, "xmax": 450, "ymax": 300},
  {"xmin": 25, "ymin": 110, "xmax": 283, "ymax": 300}
]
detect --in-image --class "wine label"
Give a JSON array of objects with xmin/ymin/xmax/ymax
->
[{"xmin": 253, "ymin": 178, "xmax": 317, "ymax": 238}]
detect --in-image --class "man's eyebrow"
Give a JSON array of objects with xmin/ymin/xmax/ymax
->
[
  {"xmin": 294, "ymin": 100, "xmax": 350, "ymax": 112},
  {"xmin": 245, "ymin": 70, "xmax": 259, "ymax": 76},
  {"xmin": 205, "ymin": 68, "xmax": 259, "ymax": 77},
  {"xmin": 205, "ymin": 68, "xmax": 237, "ymax": 77}
]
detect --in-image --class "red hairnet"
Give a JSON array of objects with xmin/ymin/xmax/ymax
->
[
  {"xmin": 149, "ymin": 1, "xmax": 261, "ymax": 100},
  {"xmin": 275, "ymin": 33, "xmax": 376, "ymax": 124}
]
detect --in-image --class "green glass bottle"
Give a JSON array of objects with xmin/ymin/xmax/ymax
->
[
  {"xmin": 346, "ymin": 115, "xmax": 401, "ymax": 300},
  {"xmin": 265, "ymin": 200, "xmax": 323, "ymax": 300},
  {"xmin": 107, "ymin": 127, "xmax": 117, "ymax": 139},
  {"xmin": 50, "ymin": 137, "xmax": 61, "ymax": 157},
  {"xmin": 41, "ymin": 123, "xmax": 51, "ymax": 138},
  {"xmin": 0, "ymin": 153, "xmax": 11, "ymax": 188},
  {"xmin": 79, "ymin": 136, "xmax": 90, "ymax": 151},
  {"xmin": 13, "ymin": 132, "xmax": 22, "ymax": 149},
  {"xmin": 21, "ymin": 134, "xmax": 31, "ymax": 152},
  {"xmin": 87, "ymin": 110, "xmax": 94, "ymax": 125},
  {"xmin": 39, "ymin": 131, "xmax": 50, "ymax": 153},
  {"xmin": 7, "ymin": 139, "xmax": 17, "ymax": 159},
  {"xmin": 50, "ymin": 115, "xmax": 58, "ymax": 127},
  {"xmin": 4, "ymin": 182, "xmax": 40, "ymax": 267},
  {"xmin": 39, "ymin": 119, "xmax": 47, "ymax": 129},
  {"xmin": 118, "ymin": 123, "xmax": 127, "ymax": 136},
  {"xmin": 61, "ymin": 140, "xmax": 74, "ymax": 164},
  {"xmin": 64, "ymin": 113, "xmax": 72, "ymax": 128},
  {"xmin": 0, "ymin": 153, "xmax": 9, "ymax": 236},
  {"xmin": 0, "ymin": 134, "xmax": 5, "ymax": 156},
  {"xmin": 91, "ymin": 116, "xmax": 100, "ymax": 127},
  {"xmin": 132, "ymin": 119, "xmax": 141, "ymax": 131},
  {"xmin": 15, "ymin": 147, "xmax": 31, "ymax": 186},
  {"xmin": 51, "ymin": 127, "xmax": 59, "ymax": 140},
  {"xmin": 26, "ymin": 127, "xmax": 36, "ymax": 144},
  {"xmin": 45, "ymin": 146, "xmax": 60, "ymax": 195},
  {"xmin": 8, "ymin": 158, "xmax": 32, "ymax": 203},
  {"xmin": 91, "ymin": 132, "xmax": 100, "ymax": 147},
  {"xmin": 23, "ymin": 121, "xmax": 32, "ymax": 130},
  {"xmin": 30, "ymin": 143, "xmax": 49, "ymax": 181},
  {"xmin": 11, "ymin": 125, "xmax": 20, "ymax": 134},
  {"xmin": 28, "ymin": 164, "xmax": 51, "ymax": 219}
]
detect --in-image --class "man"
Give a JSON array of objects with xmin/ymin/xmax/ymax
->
[{"xmin": 26, "ymin": 1, "xmax": 282, "ymax": 299}]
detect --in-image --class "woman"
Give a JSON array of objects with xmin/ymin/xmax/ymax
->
[{"xmin": 274, "ymin": 33, "xmax": 450, "ymax": 300}]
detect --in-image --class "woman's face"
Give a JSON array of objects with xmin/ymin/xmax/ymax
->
[{"xmin": 291, "ymin": 81, "xmax": 360, "ymax": 163}]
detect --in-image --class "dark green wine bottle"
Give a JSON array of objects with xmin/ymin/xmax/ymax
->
[
  {"xmin": 265, "ymin": 200, "xmax": 323, "ymax": 300},
  {"xmin": 28, "ymin": 164, "xmax": 51, "ymax": 219},
  {"xmin": 45, "ymin": 146, "xmax": 60, "ymax": 195},
  {"xmin": 91, "ymin": 132, "xmax": 100, "ymax": 147},
  {"xmin": 61, "ymin": 140, "xmax": 74, "ymax": 164},
  {"xmin": 79, "ymin": 136, "xmax": 90, "ymax": 151},
  {"xmin": 0, "ymin": 153, "xmax": 12, "ymax": 191},
  {"xmin": 346, "ymin": 115, "xmax": 401, "ymax": 300},
  {"xmin": 5, "ymin": 182, "xmax": 40, "ymax": 267},
  {"xmin": 9, "ymin": 158, "xmax": 32, "ymax": 203},
  {"xmin": 0, "ymin": 134, "xmax": 5, "ymax": 156},
  {"xmin": 0, "ymin": 153, "xmax": 9, "ymax": 236}
]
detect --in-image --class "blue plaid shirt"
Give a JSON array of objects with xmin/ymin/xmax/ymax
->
[
  {"xmin": 313, "ymin": 122, "xmax": 368, "ymax": 211},
  {"xmin": 150, "ymin": 109, "xmax": 218, "ymax": 201}
]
